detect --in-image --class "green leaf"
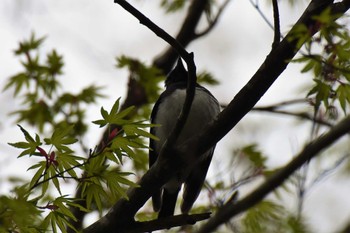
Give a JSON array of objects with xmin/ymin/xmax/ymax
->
[
  {"xmin": 241, "ymin": 144, "xmax": 267, "ymax": 168},
  {"xmin": 111, "ymin": 137, "xmax": 136, "ymax": 158},
  {"xmin": 42, "ymin": 171, "xmax": 50, "ymax": 194},
  {"xmin": 110, "ymin": 97, "xmax": 121, "ymax": 116},
  {"xmin": 8, "ymin": 141, "xmax": 31, "ymax": 149},
  {"xmin": 301, "ymin": 60, "xmax": 315, "ymax": 73},
  {"xmin": 3, "ymin": 72, "xmax": 29, "ymax": 96},
  {"xmin": 84, "ymin": 183, "xmax": 105, "ymax": 213},
  {"xmin": 78, "ymin": 85, "xmax": 105, "ymax": 103},
  {"xmin": 44, "ymin": 125, "xmax": 78, "ymax": 152},
  {"xmin": 9, "ymin": 125, "xmax": 42, "ymax": 157},
  {"xmin": 113, "ymin": 105, "xmax": 135, "ymax": 120},
  {"xmin": 92, "ymin": 119, "xmax": 107, "ymax": 127},
  {"xmin": 46, "ymin": 49, "xmax": 64, "ymax": 76},
  {"xmin": 242, "ymin": 200, "xmax": 286, "ymax": 233},
  {"xmin": 197, "ymin": 71, "xmax": 219, "ymax": 85},
  {"xmin": 14, "ymin": 32, "xmax": 46, "ymax": 55},
  {"xmin": 29, "ymin": 162, "xmax": 46, "ymax": 189},
  {"xmin": 124, "ymin": 124, "xmax": 159, "ymax": 141},
  {"xmin": 160, "ymin": 0, "xmax": 186, "ymax": 13},
  {"xmin": 54, "ymin": 197, "xmax": 77, "ymax": 222},
  {"xmin": 93, "ymin": 98, "xmax": 135, "ymax": 127},
  {"xmin": 105, "ymin": 171, "xmax": 138, "ymax": 201},
  {"xmin": 101, "ymin": 106, "xmax": 109, "ymax": 120}
]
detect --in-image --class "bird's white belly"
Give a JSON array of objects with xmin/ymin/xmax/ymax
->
[{"xmin": 153, "ymin": 88, "xmax": 219, "ymax": 154}]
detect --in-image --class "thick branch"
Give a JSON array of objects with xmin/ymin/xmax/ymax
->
[
  {"xmin": 83, "ymin": 1, "xmax": 198, "ymax": 232},
  {"xmin": 114, "ymin": 0, "xmax": 197, "ymax": 160},
  {"xmin": 83, "ymin": 0, "xmax": 350, "ymax": 232},
  {"xmin": 195, "ymin": 0, "xmax": 336, "ymax": 156},
  {"xmin": 75, "ymin": 0, "xmax": 212, "ymax": 231},
  {"xmin": 197, "ymin": 115, "xmax": 350, "ymax": 233},
  {"xmin": 126, "ymin": 213, "xmax": 210, "ymax": 233}
]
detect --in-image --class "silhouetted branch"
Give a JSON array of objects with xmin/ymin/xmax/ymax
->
[
  {"xmin": 70, "ymin": 0, "xmax": 213, "ymax": 231},
  {"xmin": 309, "ymin": 153, "xmax": 350, "ymax": 189},
  {"xmin": 83, "ymin": 1, "xmax": 197, "ymax": 232},
  {"xmin": 194, "ymin": 0, "xmax": 337, "ymax": 156},
  {"xmin": 249, "ymin": 0, "xmax": 274, "ymax": 30},
  {"xmin": 253, "ymin": 108, "xmax": 333, "ymax": 127},
  {"xmin": 153, "ymin": 0, "xmax": 210, "ymax": 73},
  {"xmin": 197, "ymin": 115, "xmax": 350, "ymax": 233},
  {"xmin": 126, "ymin": 213, "xmax": 211, "ymax": 233},
  {"xmin": 272, "ymin": 0, "xmax": 280, "ymax": 49},
  {"xmin": 195, "ymin": 0, "xmax": 231, "ymax": 38},
  {"xmin": 114, "ymin": 0, "xmax": 197, "ymax": 161},
  {"xmin": 83, "ymin": 0, "xmax": 350, "ymax": 232},
  {"xmin": 222, "ymin": 98, "xmax": 333, "ymax": 127}
]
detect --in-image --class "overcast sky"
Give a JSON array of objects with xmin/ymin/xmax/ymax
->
[{"xmin": 1, "ymin": 0, "xmax": 350, "ymax": 232}]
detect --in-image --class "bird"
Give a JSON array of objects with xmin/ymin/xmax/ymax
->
[{"xmin": 149, "ymin": 58, "xmax": 220, "ymax": 218}]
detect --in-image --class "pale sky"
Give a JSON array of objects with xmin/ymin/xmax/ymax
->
[{"xmin": 1, "ymin": 0, "xmax": 350, "ymax": 232}]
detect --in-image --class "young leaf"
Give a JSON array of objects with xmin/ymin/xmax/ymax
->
[{"xmin": 44, "ymin": 125, "xmax": 78, "ymax": 152}]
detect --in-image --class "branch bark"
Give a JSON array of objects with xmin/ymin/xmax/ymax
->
[
  {"xmin": 126, "ymin": 213, "xmax": 211, "ymax": 233},
  {"xmin": 272, "ymin": 0, "xmax": 280, "ymax": 49},
  {"xmin": 197, "ymin": 115, "xmax": 350, "ymax": 233},
  {"xmin": 68, "ymin": 1, "xmax": 212, "ymax": 231},
  {"xmin": 83, "ymin": 0, "xmax": 350, "ymax": 232}
]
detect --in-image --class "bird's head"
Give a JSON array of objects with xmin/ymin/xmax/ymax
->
[{"xmin": 165, "ymin": 58, "xmax": 188, "ymax": 87}]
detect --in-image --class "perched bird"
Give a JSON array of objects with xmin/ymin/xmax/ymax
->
[{"xmin": 149, "ymin": 58, "xmax": 220, "ymax": 218}]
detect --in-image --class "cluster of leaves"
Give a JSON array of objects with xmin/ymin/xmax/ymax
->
[
  {"xmin": 292, "ymin": 8, "xmax": 350, "ymax": 117},
  {"xmin": 3, "ymin": 33, "xmax": 103, "ymax": 135},
  {"xmin": 1, "ymin": 35, "xmax": 157, "ymax": 233},
  {"xmin": 2, "ymin": 98, "xmax": 155, "ymax": 232},
  {"xmin": 240, "ymin": 200, "xmax": 310, "ymax": 233}
]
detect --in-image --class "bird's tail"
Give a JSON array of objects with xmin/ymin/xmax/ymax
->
[
  {"xmin": 152, "ymin": 190, "xmax": 162, "ymax": 212},
  {"xmin": 158, "ymin": 189, "xmax": 179, "ymax": 219}
]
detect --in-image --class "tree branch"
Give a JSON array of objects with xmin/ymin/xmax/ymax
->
[
  {"xmin": 197, "ymin": 115, "xmax": 350, "ymax": 233},
  {"xmin": 271, "ymin": 0, "xmax": 280, "ymax": 49},
  {"xmin": 222, "ymin": 98, "xmax": 333, "ymax": 127},
  {"xmin": 194, "ymin": 0, "xmax": 337, "ymax": 156},
  {"xmin": 195, "ymin": 0, "xmax": 231, "ymax": 38},
  {"xmin": 252, "ymin": 108, "xmax": 333, "ymax": 127},
  {"xmin": 70, "ymin": 0, "xmax": 212, "ymax": 230},
  {"xmin": 125, "ymin": 213, "xmax": 211, "ymax": 233},
  {"xmin": 114, "ymin": 0, "xmax": 197, "ymax": 160},
  {"xmin": 83, "ymin": 1, "xmax": 198, "ymax": 231},
  {"xmin": 153, "ymin": 0, "xmax": 210, "ymax": 73},
  {"xmin": 249, "ymin": 0, "xmax": 274, "ymax": 30},
  {"xmin": 83, "ymin": 0, "xmax": 350, "ymax": 232}
]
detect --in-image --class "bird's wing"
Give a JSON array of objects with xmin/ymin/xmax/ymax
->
[
  {"xmin": 181, "ymin": 147, "xmax": 215, "ymax": 214},
  {"xmin": 149, "ymin": 98, "xmax": 163, "ymax": 212}
]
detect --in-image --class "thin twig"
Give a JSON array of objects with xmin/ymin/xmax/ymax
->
[
  {"xmin": 253, "ymin": 108, "xmax": 333, "ymax": 127},
  {"xmin": 221, "ymin": 98, "xmax": 333, "ymax": 127},
  {"xmin": 308, "ymin": 153, "xmax": 350, "ymax": 189},
  {"xmin": 249, "ymin": 0, "xmax": 274, "ymax": 30},
  {"xmin": 197, "ymin": 115, "xmax": 350, "ymax": 233},
  {"xmin": 195, "ymin": 0, "xmax": 231, "ymax": 38},
  {"xmin": 296, "ymin": 163, "xmax": 308, "ymax": 217},
  {"xmin": 83, "ymin": 1, "xmax": 350, "ymax": 232},
  {"xmin": 272, "ymin": 0, "xmax": 280, "ymax": 49},
  {"xmin": 153, "ymin": 0, "xmax": 210, "ymax": 73},
  {"xmin": 114, "ymin": 0, "xmax": 196, "ymax": 152}
]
